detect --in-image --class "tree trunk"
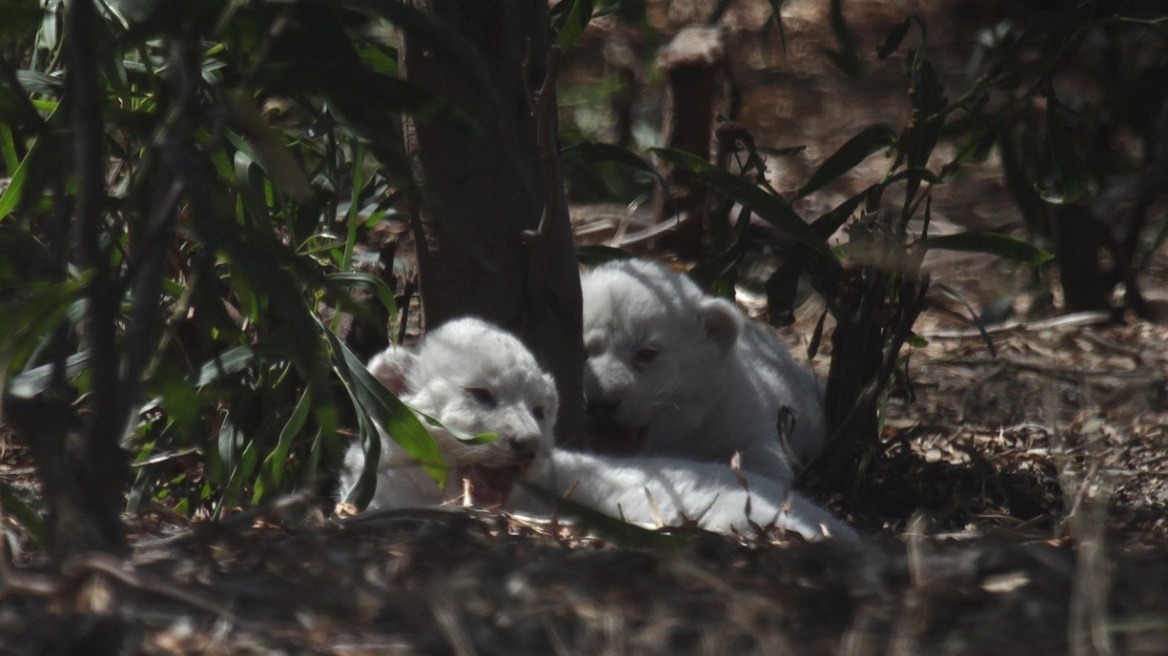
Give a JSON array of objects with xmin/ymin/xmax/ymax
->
[
  {"xmin": 1050, "ymin": 204, "xmax": 1111, "ymax": 315},
  {"xmin": 402, "ymin": 0, "xmax": 584, "ymax": 446},
  {"xmin": 654, "ymin": 26, "xmax": 727, "ymax": 259}
]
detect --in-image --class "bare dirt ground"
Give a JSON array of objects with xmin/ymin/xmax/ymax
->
[{"xmin": 3, "ymin": 1, "xmax": 1168, "ymax": 654}]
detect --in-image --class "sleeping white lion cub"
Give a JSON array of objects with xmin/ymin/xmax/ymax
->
[
  {"xmin": 580, "ymin": 259, "xmax": 826, "ymax": 483},
  {"xmin": 337, "ymin": 317, "xmax": 854, "ymax": 541}
]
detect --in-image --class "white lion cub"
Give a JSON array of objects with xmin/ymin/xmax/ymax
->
[
  {"xmin": 338, "ymin": 318, "xmax": 854, "ymax": 541},
  {"xmin": 580, "ymin": 259, "xmax": 826, "ymax": 482},
  {"xmin": 338, "ymin": 317, "xmax": 558, "ymax": 510}
]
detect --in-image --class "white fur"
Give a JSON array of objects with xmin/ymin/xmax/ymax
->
[
  {"xmin": 514, "ymin": 451, "xmax": 856, "ymax": 540},
  {"xmin": 338, "ymin": 317, "xmax": 854, "ymax": 541},
  {"xmin": 337, "ymin": 317, "xmax": 559, "ymax": 509},
  {"xmin": 580, "ymin": 259, "xmax": 826, "ymax": 482}
]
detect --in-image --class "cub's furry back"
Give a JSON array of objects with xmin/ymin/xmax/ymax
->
[
  {"xmin": 337, "ymin": 317, "xmax": 854, "ymax": 541},
  {"xmin": 580, "ymin": 259, "xmax": 826, "ymax": 482}
]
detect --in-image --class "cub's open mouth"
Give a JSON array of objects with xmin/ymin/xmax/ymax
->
[
  {"xmin": 585, "ymin": 423, "xmax": 648, "ymax": 456},
  {"xmin": 458, "ymin": 464, "xmax": 523, "ymax": 508}
]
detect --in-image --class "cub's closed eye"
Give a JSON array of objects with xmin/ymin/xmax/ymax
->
[
  {"xmin": 532, "ymin": 406, "xmax": 545, "ymax": 421},
  {"xmin": 633, "ymin": 348, "xmax": 659, "ymax": 365},
  {"xmin": 467, "ymin": 387, "xmax": 497, "ymax": 407}
]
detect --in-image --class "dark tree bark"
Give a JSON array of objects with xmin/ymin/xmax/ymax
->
[
  {"xmin": 1049, "ymin": 203, "xmax": 1112, "ymax": 315},
  {"xmin": 800, "ymin": 216, "xmax": 928, "ymax": 498},
  {"xmin": 654, "ymin": 25, "xmax": 727, "ymax": 259},
  {"xmin": 403, "ymin": 0, "xmax": 584, "ymax": 446},
  {"xmin": 32, "ymin": 0, "xmax": 130, "ymax": 562}
]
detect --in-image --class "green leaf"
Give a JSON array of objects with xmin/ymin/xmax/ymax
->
[
  {"xmin": 0, "ymin": 137, "xmax": 34, "ymax": 221},
  {"xmin": 344, "ymin": 0, "xmax": 497, "ymax": 104},
  {"xmin": 415, "ymin": 412, "xmax": 498, "ymax": 445},
  {"xmin": 14, "ymin": 70, "xmax": 64, "ymax": 97},
  {"xmin": 905, "ymin": 332, "xmax": 928, "ymax": 349},
  {"xmin": 562, "ymin": 141, "xmax": 663, "ymax": 184},
  {"xmin": 765, "ymin": 259, "xmax": 801, "ymax": 325},
  {"xmin": 6, "ymin": 352, "xmax": 89, "ymax": 399},
  {"xmin": 323, "ymin": 321, "xmax": 446, "ymax": 486},
  {"xmin": 877, "ymin": 16, "xmax": 912, "ymax": 60},
  {"xmin": 225, "ymin": 89, "xmax": 312, "ymax": 202},
  {"xmin": 0, "ymin": 274, "xmax": 91, "ymax": 377},
  {"xmin": 218, "ymin": 428, "xmax": 259, "ymax": 517},
  {"xmin": 517, "ymin": 479, "xmax": 690, "ymax": 550},
  {"xmin": 575, "ymin": 244, "xmax": 634, "ymax": 266},
  {"xmin": 810, "ymin": 186, "xmax": 866, "ymax": 239},
  {"xmin": 555, "ymin": 0, "xmax": 595, "ymax": 51},
  {"xmin": 755, "ymin": 144, "xmax": 806, "ymax": 158},
  {"xmin": 908, "ymin": 54, "xmax": 947, "ymax": 117},
  {"xmin": 650, "ymin": 146, "xmax": 717, "ymax": 173},
  {"xmin": 795, "ymin": 124, "xmax": 897, "ymax": 199},
  {"xmin": 0, "ymin": 482, "xmax": 44, "ymax": 548},
  {"xmin": 1040, "ymin": 96, "xmax": 1092, "ymax": 204},
  {"xmin": 676, "ymin": 166, "xmax": 842, "ymax": 278},
  {"xmin": 820, "ymin": 0, "xmax": 865, "ymax": 77},
  {"xmin": 190, "ymin": 345, "xmax": 285, "ymax": 388},
  {"xmin": 931, "ymin": 282, "xmax": 996, "ymax": 358},
  {"xmin": 258, "ymin": 385, "xmax": 314, "ymax": 497},
  {"xmin": 254, "ymin": 63, "xmax": 478, "ymax": 135},
  {"xmin": 326, "ymin": 271, "xmax": 399, "ymax": 330},
  {"xmin": 924, "ymin": 231, "xmax": 1054, "ymax": 265}
]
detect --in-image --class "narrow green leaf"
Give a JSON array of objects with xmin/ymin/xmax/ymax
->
[
  {"xmin": 0, "ymin": 138, "xmax": 33, "ymax": 221},
  {"xmin": 0, "ymin": 482, "xmax": 44, "ymax": 547},
  {"xmin": 517, "ymin": 480, "xmax": 689, "ymax": 550},
  {"xmin": 1040, "ymin": 97, "xmax": 1092, "ymax": 205},
  {"xmin": 219, "ymin": 435, "xmax": 259, "ymax": 516},
  {"xmin": 562, "ymin": 141, "xmax": 663, "ymax": 184},
  {"xmin": 261, "ymin": 385, "xmax": 314, "ymax": 490},
  {"xmin": 765, "ymin": 0, "xmax": 788, "ymax": 54},
  {"xmin": 255, "ymin": 63, "xmax": 478, "ymax": 135},
  {"xmin": 924, "ymin": 231, "xmax": 1054, "ymax": 265},
  {"xmin": 931, "ymin": 282, "xmax": 997, "ymax": 358},
  {"xmin": 908, "ymin": 54, "xmax": 947, "ymax": 117},
  {"xmin": 819, "ymin": 46, "xmax": 865, "ymax": 78},
  {"xmin": 820, "ymin": 0, "xmax": 865, "ymax": 77},
  {"xmin": 0, "ymin": 123, "xmax": 19, "ymax": 174},
  {"xmin": 323, "ymin": 322, "xmax": 446, "ymax": 486},
  {"xmin": 0, "ymin": 274, "xmax": 91, "ymax": 376},
  {"xmin": 344, "ymin": 0, "xmax": 497, "ymax": 103},
  {"xmin": 555, "ymin": 0, "xmax": 595, "ymax": 51},
  {"xmin": 14, "ymin": 70, "xmax": 63, "ymax": 97},
  {"xmin": 191, "ymin": 345, "xmax": 284, "ymax": 388},
  {"xmin": 795, "ymin": 124, "xmax": 897, "ymax": 199},
  {"xmin": 755, "ymin": 144, "xmax": 805, "ymax": 158},
  {"xmin": 576, "ymin": 244, "xmax": 634, "ymax": 266},
  {"xmin": 7, "ymin": 352, "xmax": 89, "ymax": 399},
  {"xmin": 685, "ymin": 167, "xmax": 840, "ymax": 272},
  {"xmin": 225, "ymin": 89, "xmax": 312, "ymax": 202},
  {"xmin": 808, "ymin": 304, "xmax": 827, "ymax": 359},
  {"xmin": 326, "ymin": 271, "xmax": 399, "ymax": 329},
  {"xmin": 877, "ymin": 17, "xmax": 912, "ymax": 59},
  {"xmin": 810, "ymin": 185, "xmax": 866, "ymax": 239},
  {"xmin": 765, "ymin": 259, "xmax": 801, "ymax": 325},
  {"xmin": 650, "ymin": 147, "xmax": 717, "ymax": 173}
]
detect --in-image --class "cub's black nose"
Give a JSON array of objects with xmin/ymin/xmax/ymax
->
[{"xmin": 506, "ymin": 437, "xmax": 538, "ymax": 467}]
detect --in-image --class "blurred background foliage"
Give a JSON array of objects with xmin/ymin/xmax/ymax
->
[{"xmin": 0, "ymin": 0, "xmax": 1165, "ymax": 550}]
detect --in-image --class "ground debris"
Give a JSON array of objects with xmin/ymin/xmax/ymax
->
[{"xmin": 0, "ymin": 505, "xmax": 1165, "ymax": 655}]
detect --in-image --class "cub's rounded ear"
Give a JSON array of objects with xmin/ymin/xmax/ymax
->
[
  {"xmin": 699, "ymin": 298, "xmax": 743, "ymax": 351},
  {"xmin": 367, "ymin": 347, "xmax": 416, "ymax": 395}
]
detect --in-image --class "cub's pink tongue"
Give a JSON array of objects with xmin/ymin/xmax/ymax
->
[{"xmin": 459, "ymin": 465, "xmax": 518, "ymax": 507}]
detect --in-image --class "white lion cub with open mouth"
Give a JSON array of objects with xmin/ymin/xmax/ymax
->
[
  {"xmin": 580, "ymin": 259, "xmax": 826, "ymax": 483},
  {"xmin": 338, "ymin": 318, "xmax": 854, "ymax": 541}
]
